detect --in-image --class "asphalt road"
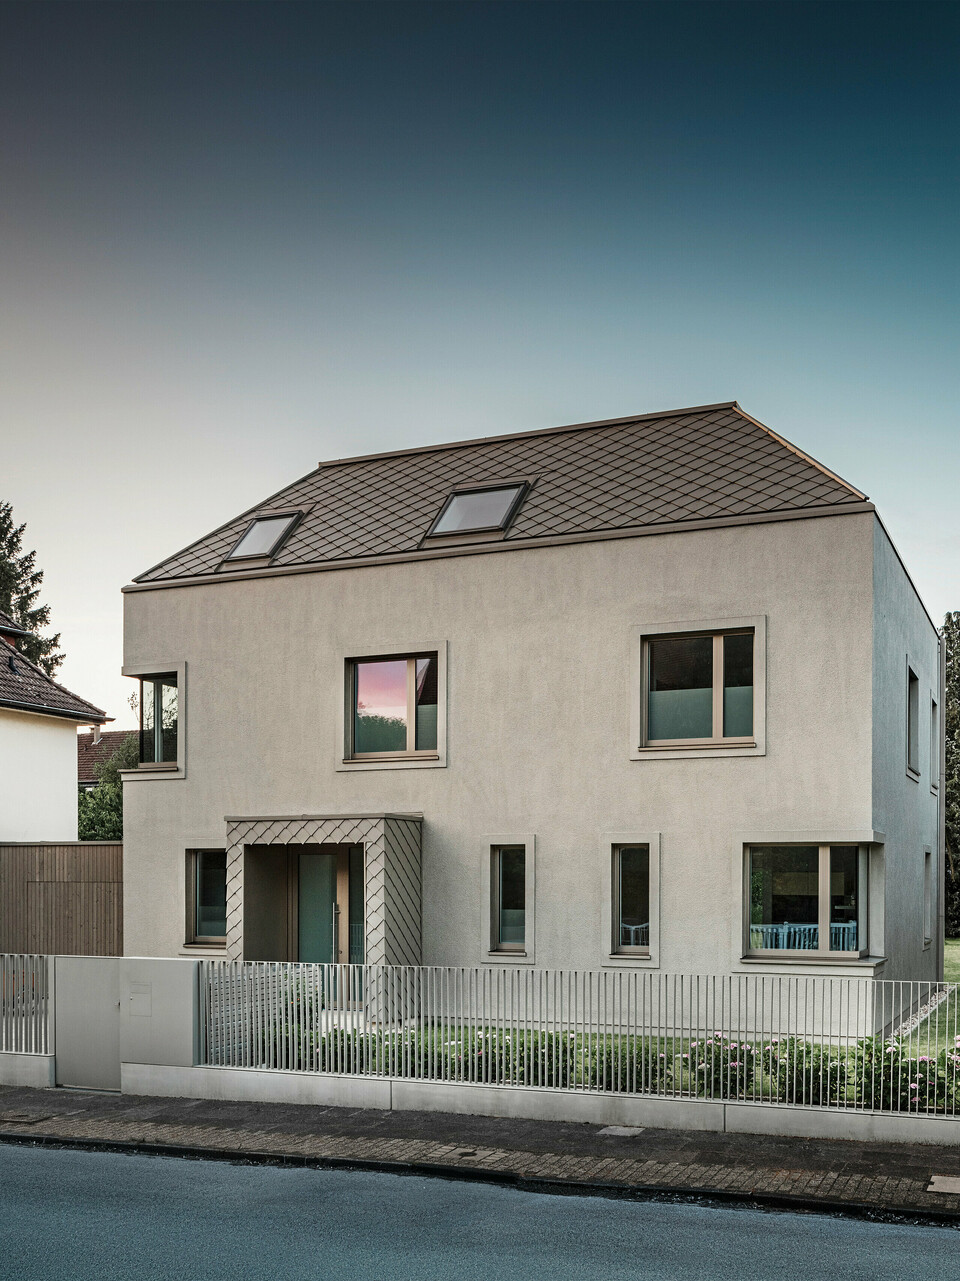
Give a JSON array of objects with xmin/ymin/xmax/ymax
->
[{"xmin": 2, "ymin": 1144, "xmax": 958, "ymax": 1281}]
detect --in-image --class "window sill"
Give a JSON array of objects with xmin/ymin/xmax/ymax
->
[
  {"xmin": 738, "ymin": 954, "xmax": 887, "ymax": 971},
  {"xmin": 485, "ymin": 950, "xmax": 534, "ymax": 965},
  {"xmin": 120, "ymin": 764, "xmax": 184, "ymax": 781},
  {"xmin": 631, "ymin": 742, "xmax": 762, "ymax": 762},
  {"xmin": 179, "ymin": 944, "xmax": 226, "ymax": 957},
  {"xmin": 906, "ymin": 766, "xmax": 921, "ymax": 783},
  {"xmin": 338, "ymin": 755, "xmax": 444, "ymax": 772},
  {"xmin": 602, "ymin": 953, "xmax": 659, "ymax": 969}
]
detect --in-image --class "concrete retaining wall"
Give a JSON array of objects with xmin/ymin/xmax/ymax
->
[{"xmin": 0, "ymin": 1051, "xmax": 56, "ymax": 1088}]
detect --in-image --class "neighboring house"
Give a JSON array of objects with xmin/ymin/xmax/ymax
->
[
  {"xmin": 78, "ymin": 728, "xmax": 137, "ymax": 792},
  {"xmin": 0, "ymin": 609, "xmax": 107, "ymax": 841},
  {"xmin": 121, "ymin": 402, "xmax": 943, "ymax": 982}
]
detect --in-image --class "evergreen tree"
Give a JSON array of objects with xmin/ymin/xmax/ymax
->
[
  {"xmin": 944, "ymin": 612, "xmax": 960, "ymax": 936},
  {"xmin": 77, "ymin": 733, "xmax": 139, "ymax": 841},
  {"xmin": 0, "ymin": 500, "xmax": 64, "ymax": 676}
]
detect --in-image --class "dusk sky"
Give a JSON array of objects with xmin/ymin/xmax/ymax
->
[{"xmin": 2, "ymin": 1, "xmax": 957, "ymax": 727}]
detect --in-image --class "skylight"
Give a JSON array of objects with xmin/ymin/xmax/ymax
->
[
  {"xmin": 227, "ymin": 514, "xmax": 298, "ymax": 560},
  {"xmin": 429, "ymin": 484, "xmax": 526, "ymax": 536}
]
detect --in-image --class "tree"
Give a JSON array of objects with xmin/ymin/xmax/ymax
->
[
  {"xmin": 0, "ymin": 500, "xmax": 64, "ymax": 675},
  {"xmin": 77, "ymin": 733, "xmax": 139, "ymax": 841},
  {"xmin": 944, "ymin": 612, "xmax": 960, "ymax": 936}
]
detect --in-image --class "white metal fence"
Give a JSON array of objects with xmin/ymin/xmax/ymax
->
[
  {"xmin": 0, "ymin": 954, "xmax": 51, "ymax": 1055},
  {"xmin": 197, "ymin": 962, "xmax": 960, "ymax": 1117}
]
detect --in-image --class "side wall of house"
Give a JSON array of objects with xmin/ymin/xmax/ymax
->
[
  {"xmin": 0, "ymin": 709, "xmax": 79, "ymax": 841},
  {"xmin": 123, "ymin": 511, "xmax": 884, "ymax": 978},
  {"xmin": 871, "ymin": 519, "xmax": 943, "ymax": 982}
]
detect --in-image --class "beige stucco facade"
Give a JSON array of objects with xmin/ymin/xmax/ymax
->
[
  {"xmin": 0, "ymin": 707, "xmax": 80, "ymax": 842},
  {"xmin": 121, "ymin": 508, "xmax": 942, "ymax": 980}
]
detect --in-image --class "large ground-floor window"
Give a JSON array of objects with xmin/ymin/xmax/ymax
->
[{"xmin": 746, "ymin": 844, "xmax": 865, "ymax": 957}]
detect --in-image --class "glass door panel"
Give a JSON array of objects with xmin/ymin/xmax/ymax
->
[{"xmin": 298, "ymin": 853, "xmax": 337, "ymax": 963}]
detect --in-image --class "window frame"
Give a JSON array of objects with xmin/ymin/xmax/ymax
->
[
  {"xmin": 630, "ymin": 617, "xmax": 766, "ymax": 761},
  {"xmin": 339, "ymin": 641, "xmax": 447, "ymax": 771},
  {"xmin": 930, "ymin": 695, "xmax": 940, "ymax": 794},
  {"xmin": 425, "ymin": 481, "xmax": 529, "ymax": 540},
  {"xmin": 121, "ymin": 659, "xmax": 187, "ymax": 779},
  {"xmin": 923, "ymin": 847, "xmax": 934, "ymax": 950},
  {"xmin": 906, "ymin": 660, "xmax": 920, "ymax": 780},
  {"xmin": 223, "ymin": 509, "xmax": 303, "ymax": 564},
  {"xmin": 742, "ymin": 842, "xmax": 869, "ymax": 960},
  {"xmin": 600, "ymin": 832, "xmax": 661, "ymax": 968},
  {"xmin": 480, "ymin": 833, "xmax": 536, "ymax": 963},
  {"xmin": 185, "ymin": 849, "xmax": 228, "ymax": 947}
]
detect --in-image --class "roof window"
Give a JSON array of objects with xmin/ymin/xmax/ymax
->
[
  {"xmin": 428, "ymin": 484, "xmax": 526, "ymax": 537},
  {"xmin": 226, "ymin": 513, "xmax": 298, "ymax": 561}
]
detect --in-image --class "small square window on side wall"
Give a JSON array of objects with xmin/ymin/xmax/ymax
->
[{"xmin": 121, "ymin": 660, "xmax": 187, "ymax": 779}]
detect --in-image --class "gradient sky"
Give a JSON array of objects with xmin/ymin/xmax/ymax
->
[{"xmin": 1, "ymin": 1, "xmax": 958, "ymax": 728}]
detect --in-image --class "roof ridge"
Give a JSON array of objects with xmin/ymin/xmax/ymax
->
[
  {"xmin": 732, "ymin": 406, "xmax": 867, "ymax": 502},
  {"xmin": 315, "ymin": 402, "xmax": 741, "ymax": 469}
]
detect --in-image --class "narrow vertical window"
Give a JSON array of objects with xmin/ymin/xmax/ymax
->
[
  {"xmin": 493, "ymin": 846, "xmax": 525, "ymax": 951},
  {"xmin": 614, "ymin": 845, "xmax": 650, "ymax": 953},
  {"xmin": 140, "ymin": 674, "xmax": 178, "ymax": 764},
  {"xmin": 188, "ymin": 850, "xmax": 227, "ymax": 944},
  {"xmin": 930, "ymin": 699, "xmax": 940, "ymax": 791},
  {"xmin": 924, "ymin": 851, "xmax": 933, "ymax": 947},
  {"xmin": 907, "ymin": 666, "xmax": 920, "ymax": 776}
]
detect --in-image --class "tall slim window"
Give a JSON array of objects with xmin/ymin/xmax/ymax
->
[
  {"xmin": 349, "ymin": 654, "xmax": 438, "ymax": 757},
  {"xmin": 646, "ymin": 631, "xmax": 753, "ymax": 744},
  {"xmin": 188, "ymin": 850, "xmax": 227, "ymax": 944},
  {"xmin": 140, "ymin": 674, "xmax": 178, "ymax": 764},
  {"xmin": 492, "ymin": 846, "xmax": 525, "ymax": 952},
  {"xmin": 907, "ymin": 666, "xmax": 920, "ymax": 776},
  {"xmin": 924, "ymin": 851, "xmax": 934, "ymax": 947},
  {"xmin": 747, "ymin": 844, "xmax": 865, "ymax": 956},
  {"xmin": 613, "ymin": 845, "xmax": 650, "ymax": 954},
  {"xmin": 930, "ymin": 699, "xmax": 940, "ymax": 791}
]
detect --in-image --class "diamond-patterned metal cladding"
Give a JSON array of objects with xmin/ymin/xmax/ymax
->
[{"xmin": 137, "ymin": 406, "xmax": 864, "ymax": 583}]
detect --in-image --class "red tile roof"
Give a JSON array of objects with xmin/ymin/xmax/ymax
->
[{"xmin": 77, "ymin": 730, "xmax": 138, "ymax": 784}]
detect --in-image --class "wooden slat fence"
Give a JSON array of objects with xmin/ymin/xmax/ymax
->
[{"xmin": 0, "ymin": 843, "xmax": 122, "ymax": 956}]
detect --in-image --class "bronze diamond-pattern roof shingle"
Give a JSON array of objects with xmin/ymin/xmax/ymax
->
[{"xmin": 135, "ymin": 403, "xmax": 866, "ymax": 584}]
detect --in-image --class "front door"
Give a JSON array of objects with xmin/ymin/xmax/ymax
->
[{"xmin": 296, "ymin": 846, "xmax": 364, "ymax": 963}]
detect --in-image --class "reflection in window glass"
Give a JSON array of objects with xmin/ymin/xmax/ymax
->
[
  {"xmin": 617, "ymin": 845, "xmax": 650, "ymax": 950},
  {"xmin": 829, "ymin": 846, "xmax": 859, "ymax": 951},
  {"xmin": 227, "ymin": 515, "xmax": 296, "ymax": 559},
  {"xmin": 497, "ymin": 848, "xmax": 525, "ymax": 947},
  {"xmin": 354, "ymin": 660, "xmax": 408, "ymax": 753},
  {"xmin": 722, "ymin": 633, "xmax": 753, "ymax": 737},
  {"xmin": 415, "ymin": 656, "xmax": 438, "ymax": 750},
  {"xmin": 432, "ymin": 486, "xmax": 524, "ymax": 535},
  {"xmin": 195, "ymin": 851, "xmax": 227, "ymax": 938},
  {"xmin": 648, "ymin": 636, "xmax": 713, "ymax": 740},
  {"xmin": 750, "ymin": 846, "xmax": 820, "ymax": 950},
  {"xmin": 140, "ymin": 675, "xmax": 178, "ymax": 764}
]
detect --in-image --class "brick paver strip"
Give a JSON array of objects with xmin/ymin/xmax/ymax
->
[{"xmin": 2, "ymin": 1084, "xmax": 960, "ymax": 1224}]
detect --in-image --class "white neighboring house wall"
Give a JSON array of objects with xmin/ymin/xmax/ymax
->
[{"xmin": 0, "ymin": 707, "xmax": 80, "ymax": 841}]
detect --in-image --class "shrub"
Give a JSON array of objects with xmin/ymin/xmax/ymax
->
[
  {"xmin": 683, "ymin": 1036, "xmax": 757, "ymax": 1098},
  {"xmin": 764, "ymin": 1037, "xmax": 846, "ymax": 1106},
  {"xmin": 850, "ymin": 1035, "xmax": 949, "ymax": 1112},
  {"xmin": 582, "ymin": 1035, "xmax": 674, "ymax": 1094}
]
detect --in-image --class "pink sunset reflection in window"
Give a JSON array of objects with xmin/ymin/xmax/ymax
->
[{"xmin": 355, "ymin": 660, "xmax": 407, "ymax": 720}]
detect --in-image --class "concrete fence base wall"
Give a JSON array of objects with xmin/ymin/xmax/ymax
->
[
  {"xmin": 120, "ymin": 1060, "xmax": 960, "ymax": 1146},
  {"xmin": 0, "ymin": 1051, "xmax": 56, "ymax": 1089}
]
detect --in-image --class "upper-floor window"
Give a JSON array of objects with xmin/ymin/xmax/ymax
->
[
  {"xmin": 140, "ymin": 674, "xmax": 178, "ymax": 764},
  {"xmin": 746, "ymin": 843, "xmax": 866, "ymax": 957},
  {"xmin": 644, "ymin": 629, "xmax": 753, "ymax": 746},
  {"xmin": 347, "ymin": 653, "xmax": 438, "ymax": 758},
  {"xmin": 226, "ymin": 513, "xmax": 298, "ymax": 561},
  {"xmin": 427, "ymin": 484, "xmax": 526, "ymax": 537},
  {"xmin": 931, "ymin": 698, "xmax": 940, "ymax": 792},
  {"xmin": 906, "ymin": 664, "xmax": 920, "ymax": 778}
]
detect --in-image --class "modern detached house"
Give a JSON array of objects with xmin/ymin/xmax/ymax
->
[{"xmin": 120, "ymin": 402, "xmax": 944, "ymax": 982}]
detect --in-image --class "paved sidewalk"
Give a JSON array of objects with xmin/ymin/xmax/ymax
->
[{"xmin": 2, "ymin": 1083, "xmax": 960, "ymax": 1223}]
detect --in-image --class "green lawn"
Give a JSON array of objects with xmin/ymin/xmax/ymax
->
[{"xmin": 945, "ymin": 938, "xmax": 960, "ymax": 983}]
